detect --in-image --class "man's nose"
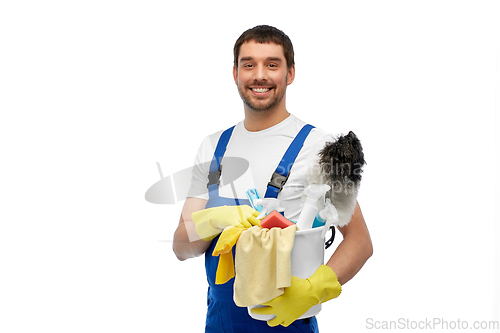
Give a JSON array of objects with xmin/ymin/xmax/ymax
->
[{"xmin": 254, "ymin": 64, "xmax": 268, "ymax": 81}]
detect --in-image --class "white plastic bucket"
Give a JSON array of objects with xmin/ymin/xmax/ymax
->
[{"xmin": 248, "ymin": 226, "xmax": 326, "ymax": 321}]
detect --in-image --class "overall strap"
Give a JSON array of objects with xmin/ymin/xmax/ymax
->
[
  {"xmin": 264, "ymin": 124, "xmax": 315, "ymax": 199},
  {"xmin": 207, "ymin": 126, "xmax": 235, "ymax": 197}
]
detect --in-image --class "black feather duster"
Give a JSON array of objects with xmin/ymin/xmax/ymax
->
[{"xmin": 318, "ymin": 131, "xmax": 366, "ymax": 184}]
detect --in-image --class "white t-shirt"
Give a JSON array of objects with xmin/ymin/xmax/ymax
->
[{"xmin": 187, "ymin": 114, "xmax": 335, "ymax": 220}]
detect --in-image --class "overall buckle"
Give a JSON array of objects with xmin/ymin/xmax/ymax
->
[
  {"xmin": 207, "ymin": 165, "xmax": 222, "ymax": 188},
  {"xmin": 267, "ymin": 171, "xmax": 289, "ymax": 193}
]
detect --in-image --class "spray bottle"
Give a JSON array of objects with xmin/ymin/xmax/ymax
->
[
  {"xmin": 245, "ymin": 188, "xmax": 263, "ymax": 212},
  {"xmin": 313, "ymin": 198, "xmax": 338, "ymax": 227},
  {"xmin": 320, "ymin": 199, "xmax": 340, "ymax": 239},
  {"xmin": 296, "ymin": 184, "xmax": 331, "ymax": 230},
  {"xmin": 254, "ymin": 198, "xmax": 285, "ymax": 219}
]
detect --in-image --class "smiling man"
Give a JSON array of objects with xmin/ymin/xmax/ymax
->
[
  {"xmin": 233, "ymin": 30, "xmax": 295, "ymax": 132},
  {"xmin": 235, "ymin": 40, "xmax": 293, "ymax": 113},
  {"xmin": 173, "ymin": 25, "xmax": 373, "ymax": 333}
]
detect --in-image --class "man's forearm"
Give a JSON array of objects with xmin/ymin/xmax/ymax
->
[
  {"xmin": 173, "ymin": 218, "xmax": 211, "ymax": 261},
  {"xmin": 172, "ymin": 197, "xmax": 211, "ymax": 261},
  {"xmin": 326, "ymin": 233, "xmax": 372, "ymax": 285},
  {"xmin": 325, "ymin": 203, "xmax": 372, "ymax": 285}
]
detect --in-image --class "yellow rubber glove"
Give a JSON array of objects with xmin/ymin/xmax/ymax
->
[
  {"xmin": 251, "ymin": 265, "xmax": 342, "ymax": 327},
  {"xmin": 192, "ymin": 205, "xmax": 261, "ymax": 241},
  {"xmin": 212, "ymin": 225, "xmax": 246, "ymax": 284}
]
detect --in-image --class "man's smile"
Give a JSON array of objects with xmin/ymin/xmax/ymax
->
[{"xmin": 250, "ymin": 87, "xmax": 273, "ymax": 96}]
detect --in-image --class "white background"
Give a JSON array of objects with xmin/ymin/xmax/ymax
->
[{"xmin": 1, "ymin": 1, "xmax": 499, "ymax": 332}]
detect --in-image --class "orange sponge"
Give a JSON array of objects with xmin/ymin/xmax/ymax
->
[{"xmin": 260, "ymin": 210, "xmax": 295, "ymax": 229}]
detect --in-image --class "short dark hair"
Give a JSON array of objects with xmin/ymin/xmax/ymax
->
[{"xmin": 233, "ymin": 25, "xmax": 295, "ymax": 70}]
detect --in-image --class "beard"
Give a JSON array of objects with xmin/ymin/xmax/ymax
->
[{"xmin": 237, "ymin": 77, "xmax": 287, "ymax": 112}]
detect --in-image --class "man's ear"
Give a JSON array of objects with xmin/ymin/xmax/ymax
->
[
  {"xmin": 233, "ymin": 65, "xmax": 238, "ymax": 85},
  {"xmin": 287, "ymin": 65, "xmax": 295, "ymax": 85}
]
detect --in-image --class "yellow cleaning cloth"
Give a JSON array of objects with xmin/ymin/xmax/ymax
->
[
  {"xmin": 212, "ymin": 224, "xmax": 247, "ymax": 285},
  {"xmin": 234, "ymin": 225, "xmax": 297, "ymax": 307}
]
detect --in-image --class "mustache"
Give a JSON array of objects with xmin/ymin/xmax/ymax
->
[{"xmin": 246, "ymin": 83, "xmax": 276, "ymax": 88}]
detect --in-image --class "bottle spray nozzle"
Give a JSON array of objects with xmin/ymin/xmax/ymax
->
[
  {"xmin": 320, "ymin": 198, "xmax": 339, "ymax": 238},
  {"xmin": 303, "ymin": 184, "xmax": 331, "ymax": 203},
  {"xmin": 319, "ymin": 199, "xmax": 338, "ymax": 223},
  {"xmin": 254, "ymin": 198, "xmax": 285, "ymax": 219},
  {"xmin": 296, "ymin": 184, "xmax": 331, "ymax": 230}
]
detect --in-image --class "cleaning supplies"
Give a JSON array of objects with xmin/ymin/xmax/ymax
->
[
  {"xmin": 250, "ymin": 213, "xmax": 328, "ymax": 322},
  {"xmin": 254, "ymin": 198, "xmax": 285, "ymax": 219},
  {"xmin": 245, "ymin": 189, "xmax": 263, "ymax": 212},
  {"xmin": 234, "ymin": 225, "xmax": 297, "ymax": 307},
  {"xmin": 260, "ymin": 210, "xmax": 295, "ymax": 229},
  {"xmin": 308, "ymin": 131, "xmax": 366, "ymax": 228},
  {"xmin": 211, "ymin": 224, "xmax": 247, "ymax": 284},
  {"xmin": 295, "ymin": 184, "xmax": 330, "ymax": 230},
  {"xmin": 312, "ymin": 198, "xmax": 338, "ymax": 228}
]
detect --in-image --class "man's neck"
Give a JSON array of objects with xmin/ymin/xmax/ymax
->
[{"xmin": 243, "ymin": 107, "xmax": 290, "ymax": 132}]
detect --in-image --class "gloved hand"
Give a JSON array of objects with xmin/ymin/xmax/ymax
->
[
  {"xmin": 192, "ymin": 205, "xmax": 261, "ymax": 241},
  {"xmin": 251, "ymin": 265, "xmax": 341, "ymax": 327}
]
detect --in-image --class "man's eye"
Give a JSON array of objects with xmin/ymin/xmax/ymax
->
[
  {"xmin": 268, "ymin": 64, "xmax": 277, "ymax": 68},
  {"xmin": 244, "ymin": 64, "xmax": 253, "ymax": 68}
]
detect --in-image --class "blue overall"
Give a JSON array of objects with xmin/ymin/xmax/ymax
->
[{"xmin": 204, "ymin": 125, "xmax": 320, "ymax": 333}]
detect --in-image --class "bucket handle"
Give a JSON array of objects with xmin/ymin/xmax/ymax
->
[{"xmin": 324, "ymin": 225, "xmax": 335, "ymax": 249}]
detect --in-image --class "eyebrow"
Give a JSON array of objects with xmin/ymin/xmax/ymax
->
[{"xmin": 239, "ymin": 57, "xmax": 284, "ymax": 64}]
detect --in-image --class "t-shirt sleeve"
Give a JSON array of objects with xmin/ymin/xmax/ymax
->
[
  {"xmin": 186, "ymin": 129, "xmax": 226, "ymax": 200},
  {"xmin": 313, "ymin": 132, "xmax": 336, "ymax": 155},
  {"xmin": 306, "ymin": 131, "xmax": 336, "ymax": 164},
  {"xmin": 186, "ymin": 136, "xmax": 213, "ymax": 200},
  {"xmin": 302, "ymin": 130, "xmax": 336, "ymax": 184}
]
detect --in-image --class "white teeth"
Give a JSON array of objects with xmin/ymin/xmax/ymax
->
[{"xmin": 252, "ymin": 88, "xmax": 270, "ymax": 93}]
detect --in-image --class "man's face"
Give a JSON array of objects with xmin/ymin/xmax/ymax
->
[{"xmin": 233, "ymin": 40, "xmax": 295, "ymax": 113}]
